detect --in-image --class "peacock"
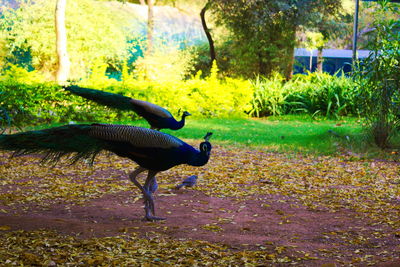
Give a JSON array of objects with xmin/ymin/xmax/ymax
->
[
  {"xmin": 0, "ymin": 124, "xmax": 212, "ymax": 221},
  {"xmin": 64, "ymin": 85, "xmax": 191, "ymax": 131}
]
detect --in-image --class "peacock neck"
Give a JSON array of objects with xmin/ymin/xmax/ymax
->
[
  {"xmin": 179, "ymin": 115, "xmax": 187, "ymax": 125},
  {"xmin": 171, "ymin": 116, "xmax": 186, "ymax": 130},
  {"xmin": 187, "ymin": 151, "xmax": 209, "ymax": 167}
]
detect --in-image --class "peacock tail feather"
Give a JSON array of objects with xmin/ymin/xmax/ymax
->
[
  {"xmin": 89, "ymin": 124, "xmax": 182, "ymax": 149},
  {"xmin": 65, "ymin": 85, "xmax": 134, "ymax": 111},
  {"xmin": 0, "ymin": 124, "xmax": 105, "ymax": 164},
  {"xmin": 129, "ymin": 99, "xmax": 172, "ymax": 118}
]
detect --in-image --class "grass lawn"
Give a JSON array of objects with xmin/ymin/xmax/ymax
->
[
  {"xmin": 27, "ymin": 115, "xmax": 396, "ymax": 156},
  {"xmin": 116, "ymin": 115, "xmax": 365, "ymax": 155}
]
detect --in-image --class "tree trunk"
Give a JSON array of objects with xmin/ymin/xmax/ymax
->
[
  {"xmin": 283, "ymin": 46, "xmax": 294, "ymax": 80},
  {"xmin": 317, "ymin": 48, "xmax": 323, "ymax": 72},
  {"xmin": 282, "ymin": 28, "xmax": 296, "ymax": 80},
  {"xmin": 55, "ymin": 0, "xmax": 70, "ymax": 84},
  {"xmin": 200, "ymin": 1, "xmax": 216, "ymax": 67},
  {"xmin": 147, "ymin": 0, "xmax": 154, "ymax": 56},
  {"xmin": 258, "ymin": 51, "xmax": 269, "ymax": 76}
]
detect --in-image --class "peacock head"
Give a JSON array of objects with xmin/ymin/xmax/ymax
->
[
  {"xmin": 182, "ymin": 111, "xmax": 191, "ymax": 118},
  {"xmin": 199, "ymin": 132, "xmax": 213, "ymax": 157}
]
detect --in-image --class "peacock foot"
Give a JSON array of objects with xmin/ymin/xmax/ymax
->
[
  {"xmin": 144, "ymin": 199, "xmax": 156, "ymax": 216},
  {"xmin": 145, "ymin": 214, "xmax": 166, "ymax": 221}
]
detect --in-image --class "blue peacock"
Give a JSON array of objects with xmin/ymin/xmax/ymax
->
[
  {"xmin": 0, "ymin": 124, "xmax": 212, "ymax": 221},
  {"xmin": 64, "ymin": 85, "xmax": 191, "ymax": 131}
]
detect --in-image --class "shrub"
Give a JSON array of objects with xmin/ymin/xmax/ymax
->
[
  {"xmin": 133, "ymin": 47, "xmax": 195, "ymax": 82},
  {"xmin": 285, "ymin": 72, "xmax": 358, "ymax": 118},
  {"xmin": 353, "ymin": 1, "xmax": 400, "ymax": 148},
  {"xmin": 0, "ymin": 64, "xmax": 253, "ymax": 126},
  {"xmin": 249, "ymin": 72, "xmax": 358, "ymax": 118},
  {"xmin": 249, "ymin": 74, "xmax": 288, "ymax": 117}
]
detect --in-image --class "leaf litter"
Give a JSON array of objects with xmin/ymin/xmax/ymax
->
[{"xmin": 0, "ymin": 144, "xmax": 399, "ymax": 266}]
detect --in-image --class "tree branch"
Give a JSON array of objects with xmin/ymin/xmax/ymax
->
[{"xmin": 200, "ymin": 1, "xmax": 216, "ymax": 67}]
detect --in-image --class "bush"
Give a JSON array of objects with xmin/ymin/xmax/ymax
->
[
  {"xmin": 249, "ymin": 72, "xmax": 358, "ymax": 118},
  {"xmin": 249, "ymin": 74, "xmax": 288, "ymax": 117},
  {"xmin": 285, "ymin": 72, "xmax": 358, "ymax": 118},
  {"xmin": 0, "ymin": 64, "xmax": 360, "ymax": 128},
  {"xmin": 0, "ymin": 64, "xmax": 253, "ymax": 126},
  {"xmin": 353, "ymin": 1, "xmax": 400, "ymax": 148}
]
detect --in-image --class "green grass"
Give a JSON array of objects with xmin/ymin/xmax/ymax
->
[
  {"xmin": 24, "ymin": 115, "xmax": 399, "ymax": 156},
  {"xmin": 114, "ymin": 116, "xmax": 364, "ymax": 155}
]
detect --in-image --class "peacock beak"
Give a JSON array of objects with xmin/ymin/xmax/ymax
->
[{"xmin": 204, "ymin": 132, "xmax": 212, "ymax": 141}]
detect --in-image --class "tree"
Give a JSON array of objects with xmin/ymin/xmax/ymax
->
[
  {"xmin": 0, "ymin": 0, "xmax": 134, "ymax": 79},
  {"xmin": 146, "ymin": 0, "xmax": 155, "ymax": 56},
  {"xmin": 210, "ymin": 0, "xmax": 344, "ymax": 79},
  {"xmin": 55, "ymin": 0, "xmax": 70, "ymax": 83},
  {"xmin": 354, "ymin": 1, "xmax": 400, "ymax": 148},
  {"xmin": 304, "ymin": 32, "xmax": 325, "ymax": 71},
  {"xmin": 200, "ymin": 0, "xmax": 215, "ymax": 67}
]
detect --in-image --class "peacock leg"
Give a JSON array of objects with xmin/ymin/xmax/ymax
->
[
  {"xmin": 129, "ymin": 167, "xmax": 164, "ymax": 221},
  {"xmin": 143, "ymin": 170, "xmax": 165, "ymax": 221},
  {"xmin": 128, "ymin": 167, "xmax": 153, "ymax": 217},
  {"xmin": 129, "ymin": 166, "xmax": 147, "ymax": 191},
  {"xmin": 143, "ymin": 171, "xmax": 158, "ymax": 215}
]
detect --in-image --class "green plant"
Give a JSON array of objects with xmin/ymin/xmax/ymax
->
[
  {"xmin": 249, "ymin": 72, "xmax": 358, "ymax": 118},
  {"xmin": 353, "ymin": 0, "xmax": 400, "ymax": 148},
  {"xmin": 0, "ymin": 0, "xmax": 135, "ymax": 79},
  {"xmin": 287, "ymin": 72, "xmax": 357, "ymax": 118},
  {"xmin": 0, "ymin": 64, "xmax": 254, "ymax": 126},
  {"xmin": 133, "ymin": 46, "xmax": 195, "ymax": 82},
  {"xmin": 249, "ymin": 74, "xmax": 288, "ymax": 117}
]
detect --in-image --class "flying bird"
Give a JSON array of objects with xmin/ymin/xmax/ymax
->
[
  {"xmin": 0, "ymin": 124, "xmax": 212, "ymax": 221},
  {"xmin": 64, "ymin": 85, "xmax": 191, "ymax": 131}
]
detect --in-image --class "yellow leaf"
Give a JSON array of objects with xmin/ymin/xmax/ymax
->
[{"xmin": 0, "ymin": 225, "xmax": 11, "ymax": 231}]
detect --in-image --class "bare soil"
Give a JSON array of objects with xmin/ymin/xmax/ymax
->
[
  {"xmin": 0, "ymin": 149, "xmax": 399, "ymax": 266},
  {"xmin": 0, "ymin": 188, "xmax": 399, "ymax": 266}
]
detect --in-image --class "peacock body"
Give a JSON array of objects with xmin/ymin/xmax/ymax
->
[
  {"xmin": 64, "ymin": 85, "xmax": 191, "ymax": 130},
  {"xmin": 0, "ymin": 124, "xmax": 212, "ymax": 220}
]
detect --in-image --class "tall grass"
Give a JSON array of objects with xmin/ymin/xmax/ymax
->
[{"xmin": 250, "ymin": 72, "xmax": 358, "ymax": 119}]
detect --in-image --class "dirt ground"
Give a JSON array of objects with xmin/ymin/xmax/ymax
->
[{"xmin": 0, "ymin": 147, "xmax": 399, "ymax": 266}]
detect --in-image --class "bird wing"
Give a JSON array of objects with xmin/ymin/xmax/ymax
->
[
  {"xmin": 89, "ymin": 124, "xmax": 183, "ymax": 149},
  {"xmin": 129, "ymin": 99, "xmax": 172, "ymax": 119}
]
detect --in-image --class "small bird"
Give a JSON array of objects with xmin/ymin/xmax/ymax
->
[
  {"xmin": 175, "ymin": 175, "xmax": 198, "ymax": 189},
  {"xmin": 0, "ymin": 124, "xmax": 212, "ymax": 221},
  {"xmin": 64, "ymin": 85, "xmax": 191, "ymax": 131}
]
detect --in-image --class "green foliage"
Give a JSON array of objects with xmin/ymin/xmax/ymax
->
[
  {"xmin": 0, "ymin": 65, "xmax": 46, "ymax": 84},
  {"xmin": 249, "ymin": 74, "xmax": 288, "ymax": 117},
  {"xmin": 0, "ymin": 0, "xmax": 136, "ymax": 79},
  {"xmin": 0, "ymin": 31, "xmax": 7, "ymax": 70},
  {"xmin": 0, "ymin": 64, "xmax": 253, "ymax": 126},
  {"xmin": 0, "ymin": 66, "xmax": 122, "ymax": 125},
  {"xmin": 250, "ymin": 72, "xmax": 358, "ymax": 118},
  {"xmin": 353, "ymin": 1, "xmax": 400, "ymax": 148},
  {"xmin": 210, "ymin": 0, "xmax": 344, "ymax": 79},
  {"xmin": 191, "ymin": 41, "xmax": 233, "ymax": 78},
  {"xmin": 0, "ymin": 64, "xmax": 362, "ymax": 128},
  {"xmin": 133, "ymin": 46, "xmax": 195, "ymax": 82}
]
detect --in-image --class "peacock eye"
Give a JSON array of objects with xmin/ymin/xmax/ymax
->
[{"xmin": 201, "ymin": 143, "xmax": 208, "ymax": 151}]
